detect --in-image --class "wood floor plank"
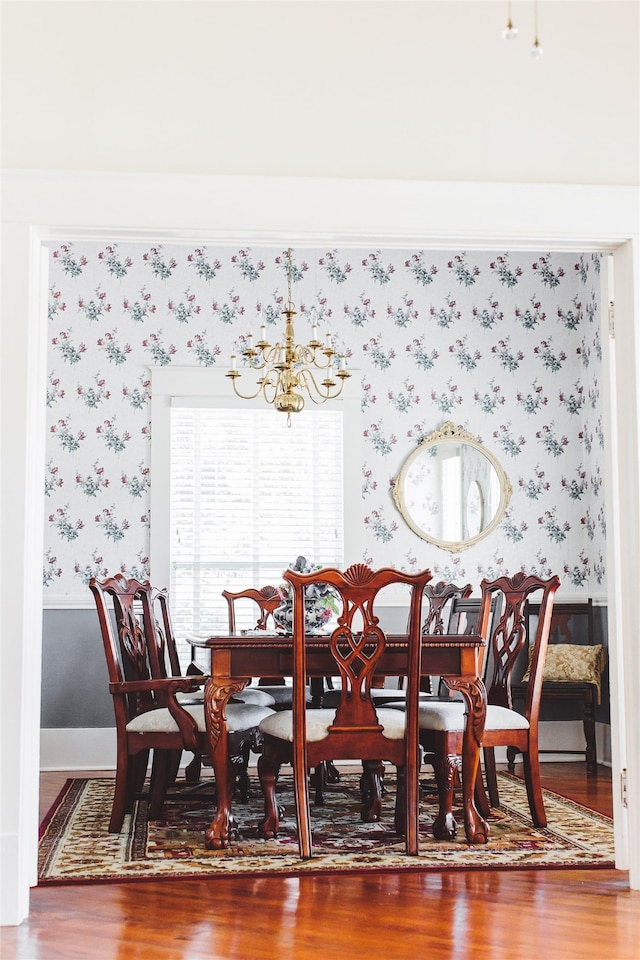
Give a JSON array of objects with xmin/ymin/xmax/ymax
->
[{"xmin": 4, "ymin": 762, "xmax": 638, "ymax": 960}]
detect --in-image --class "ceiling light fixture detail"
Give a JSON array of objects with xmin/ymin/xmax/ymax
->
[
  {"xmin": 226, "ymin": 248, "xmax": 351, "ymax": 425},
  {"xmin": 502, "ymin": 0, "xmax": 518, "ymax": 40},
  {"xmin": 531, "ymin": 0, "xmax": 544, "ymax": 58}
]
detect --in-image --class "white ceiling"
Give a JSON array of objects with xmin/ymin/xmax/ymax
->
[{"xmin": 1, "ymin": 0, "xmax": 639, "ymax": 186}]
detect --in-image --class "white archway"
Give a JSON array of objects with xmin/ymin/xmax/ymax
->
[{"xmin": 1, "ymin": 171, "xmax": 638, "ymax": 924}]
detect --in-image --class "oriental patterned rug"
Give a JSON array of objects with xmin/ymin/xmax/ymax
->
[{"xmin": 38, "ymin": 771, "xmax": 614, "ymax": 884}]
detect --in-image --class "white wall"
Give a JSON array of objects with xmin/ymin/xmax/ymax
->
[{"xmin": 1, "ymin": 1, "xmax": 638, "ymax": 186}]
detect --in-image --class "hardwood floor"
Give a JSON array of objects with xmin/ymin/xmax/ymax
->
[{"xmin": 3, "ymin": 763, "xmax": 639, "ymax": 960}]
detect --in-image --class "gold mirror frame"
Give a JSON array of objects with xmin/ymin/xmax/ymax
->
[{"xmin": 392, "ymin": 421, "xmax": 512, "ymax": 552}]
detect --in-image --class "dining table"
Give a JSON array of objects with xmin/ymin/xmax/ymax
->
[{"xmin": 189, "ymin": 629, "xmax": 490, "ymax": 850}]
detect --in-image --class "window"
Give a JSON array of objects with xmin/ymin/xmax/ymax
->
[
  {"xmin": 150, "ymin": 367, "xmax": 361, "ymax": 670},
  {"xmin": 170, "ymin": 406, "xmax": 344, "ymax": 657}
]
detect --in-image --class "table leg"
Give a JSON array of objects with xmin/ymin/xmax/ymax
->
[
  {"xmin": 203, "ymin": 676, "xmax": 248, "ymax": 850},
  {"xmin": 440, "ymin": 675, "xmax": 490, "ymax": 845}
]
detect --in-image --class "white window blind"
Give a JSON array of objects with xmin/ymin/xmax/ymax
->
[{"xmin": 169, "ymin": 406, "xmax": 344, "ymax": 663}]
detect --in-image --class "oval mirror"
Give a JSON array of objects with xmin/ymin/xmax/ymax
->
[{"xmin": 392, "ymin": 421, "xmax": 512, "ymax": 552}]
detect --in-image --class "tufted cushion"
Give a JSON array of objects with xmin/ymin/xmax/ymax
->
[
  {"xmin": 259, "ymin": 707, "xmax": 407, "ymax": 743},
  {"xmin": 521, "ymin": 644, "xmax": 607, "ymax": 703},
  {"xmin": 417, "ymin": 701, "xmax": 530, "ymax": 733},
  {"xmin": 127, "ymin": 701, "xmax": 274, "ymax": 735}
]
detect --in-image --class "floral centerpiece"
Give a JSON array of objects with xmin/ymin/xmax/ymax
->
[{"xmin": 273, "ymin": 556, "xmax": 340, "ymax": 633}]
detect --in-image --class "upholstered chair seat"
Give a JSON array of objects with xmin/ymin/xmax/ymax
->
[
  {"xmin": 259, "ymin": 706, "xmax": 407, "ymax": 744},
  {"xmin": 128, "ymin": 701, "xmax": 274, "ymax": 736},
  {"xmin": 416, "ymin": 701, "xmax": 530, "ymax": 733}
]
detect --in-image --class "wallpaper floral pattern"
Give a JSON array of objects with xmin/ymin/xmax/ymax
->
[{"xmin": 43, "ymin": 242, "xmax": 605, "ymax": 604}]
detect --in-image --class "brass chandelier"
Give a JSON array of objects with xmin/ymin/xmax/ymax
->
[{"xmin": 226, "ymin": 248, "xmax": 351, "ymax": 424}]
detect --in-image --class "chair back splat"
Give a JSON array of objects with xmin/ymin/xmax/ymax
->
[
  {"xmin": 257, "ymin": 563, "xmax": 432, "ymax": 859},
  {"xmin": 422, "ymin": 581, "xmax": 473, "ymax": 636}
]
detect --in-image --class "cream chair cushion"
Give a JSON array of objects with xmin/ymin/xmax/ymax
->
[
  {"xmin": 259, "ymin": 707, "xmax": 406, "ymax": 743},
  {"xmin": 127, "ymin": 701, "xmax": 274, "ymax": 735},
  {"xmin": 417, "ymin": 701, "xmax": 530, "ymax": 733},
  {"xmin": 177, "ymin": 686, "xmax": 276, "ymax": 707}
]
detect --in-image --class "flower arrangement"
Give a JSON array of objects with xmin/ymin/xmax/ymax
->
[{"xmin": 274, "ymin": 556, "xmax": 340, "ymax": 633}]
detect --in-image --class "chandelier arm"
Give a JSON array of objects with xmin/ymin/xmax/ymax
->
[
  {"xmin": 296, "ymin": 344, "xmax": 337, "ymax": 371},
  {"xmin": 227, "ymin": 372, "xmax": 278, "ymax": 402},
  {"xmin": 297, "ymin": 368, "xmax": 346, "ymax": 403}
]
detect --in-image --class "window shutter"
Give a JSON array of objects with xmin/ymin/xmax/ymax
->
[{"xmin": 169, "ymin": 407, "xmax": 344, "ymax": 665}]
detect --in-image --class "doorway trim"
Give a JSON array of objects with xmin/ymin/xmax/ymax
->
[{"xmin": 1, "ymin": 170, "xmax": 638, "ymax": 924}]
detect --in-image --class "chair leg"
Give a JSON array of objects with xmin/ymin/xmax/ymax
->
[
  {"xmin": 237, "ymin": 741, "xmax": 251, "ymax": 803},
  {"xmin": 129, "ymin": 748, "xmax": 149, "ymax": 801},
  {"xmin": 583, "ymin": 691, "xmax": 597, "ymax": 773},
  {"xmin": 394, "ymin": 764, "xmax": 406, "ymax": 836},
  {"xmin": 522, "ymin": 750, "xmax": 547, "ymax": 828},
  {"xmin": 325, "ymin": 760, "xmax": 341, "ymax": 784},
  {"xmin": 361, "ymin": 759, "xmax": 384, "ymax": 822},
  {"xmin": 149, "ymin": 749, "xmax": 172, "ymax": 821},
  {"xmin": 257, "ymin": 749, "xmax": 282, "ymax": 839},
  {"xmin": 431, "ymin": 749, "xmax": 459, "ymax": 840},
  {"xmin": 483, "ymin": 747, "xmax": 500, "ymax": 808},
  {"xmin": 293, "ymin": 754, "xmax": 313, "ymax": 860},
  {"xmin": 167, "ymin": 748, "xmax": 182, "ymax": 786},
  {"xmin": 109, "ymin": 750, "xmax": 134, "ymax": 833},
  {"xmin": 311, "ymin": 762, "xmax": 326, "ymax": 806},
  {"xmin": 506, "ymin": 746, "xmax": 518, "ymax": 772},
  {"xmin": 184, "ymin": 753, "xmax": 202, "ymax": 783},
  {"xmin": 474, "ymin": 762, "xmax": 491, "ymax": 819}
]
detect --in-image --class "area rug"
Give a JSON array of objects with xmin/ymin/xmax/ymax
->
[{"xmin": 38, "ymin": 772, "xmax": 614, "ymax": 884}]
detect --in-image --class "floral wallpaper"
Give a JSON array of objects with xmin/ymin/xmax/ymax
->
[{"xmin": 43, "ymin": 242, "xmax": 605, "ymax": 605}]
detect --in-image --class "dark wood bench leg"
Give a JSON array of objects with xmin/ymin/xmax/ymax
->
[{"xmin": 583, "ymin": 688, "xmax": 597, "ymax": 773}]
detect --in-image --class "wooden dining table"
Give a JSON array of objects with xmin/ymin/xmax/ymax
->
[{"xmin": 189, "ymin": 630, "xmax": 490, "ymax": 850}]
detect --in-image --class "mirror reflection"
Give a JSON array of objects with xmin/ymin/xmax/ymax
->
[{"xmin": 392, "ymin": 421, "xmax": 512, "ymax": 551}]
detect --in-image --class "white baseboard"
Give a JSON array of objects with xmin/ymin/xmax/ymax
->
[{"xmin": 40, "ymin": 728, "xmax": 117, "ymax": 771}]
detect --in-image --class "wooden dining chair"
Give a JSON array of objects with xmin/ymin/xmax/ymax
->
[
  {"xmin": 420, "ymin": 581, "xmax": 473, "ymax": 695},
  {"xmin": 508, "ymin": 599, "xmax": 604, "ymax": 772},
  {"xmin": 221, "ymin": 585, "xmax": 298, "ymax": 706},
  {"xmin": 222, "ymin": 586, "xmax": 281, "ymax": 633},
  {"xmin": 256, "ymin": 563, "xmax": 433, "ymax": 859},
  {"xmin": 90, "ymin": 574, "xmax": 275, "ymax": 831},
  {"xmin": 150, "ymin": 584, "xmax": 276, "ymax": 799},
  {"xmin": 417, "ymin": 571, "xmax": 560, "ymax": 839}
]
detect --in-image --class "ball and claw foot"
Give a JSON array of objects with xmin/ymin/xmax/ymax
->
[{"xmin": 205, "ymin": 813, "xmax": 240, "ymax": 849}]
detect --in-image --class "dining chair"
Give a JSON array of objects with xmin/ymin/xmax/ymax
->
[
  {"xmin": 150, "ymin": 584, "xmax": 276, "ymax": 800},
  {"xmin": 508, "ymin": 599, "xmax": 605, "ymax": 772},
  {"xmin": 371, "ymin": 579, "xmax": 473, "ymax": 700},
  {"xmin": 256, "ymin": 563, "xmax": 433, "ymax": 859},
  {"xmin": 222, "ymin": 585, "xmax": 281, "ymax": 633},
  {"xmin": 222, "ymin": 585, "xmax": 297, "ymax": 707},
  {"xmin": 418, "ymin": 571, "xmax": 561, "ymax": 838},
  {"xmin": 419, "ymin": 580, "xmax": 473, "ymax": 695},
  {"xmin": 90, "ymin": 574, "xmax": 275, "ymax": 831}
]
